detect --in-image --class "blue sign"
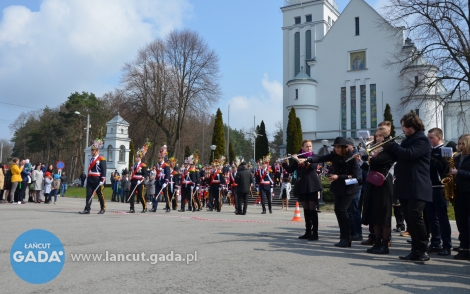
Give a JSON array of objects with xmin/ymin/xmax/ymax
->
[
  {"xmin": 56, "ymin": 161, "xmax": 65, "ymax": 170},
  {"xmin": 10, "ymin": 229, "xmax": 65, "ymax": 284}
]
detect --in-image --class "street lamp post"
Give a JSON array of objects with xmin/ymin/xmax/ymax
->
[
  {"xmin": 210, "ymin": 145, "xmax": 216, "ymax": 163},
  {"xmin": 74, "ymin": 111, "xmax": 90, "ymax": 148}
]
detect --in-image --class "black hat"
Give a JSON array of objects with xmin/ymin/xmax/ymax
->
[
  {"xmin": 333, "ymin": 137, "xmax": 347, "ymax": 147},
  {"xmin": 345, "ymin": 138, "xmax": 355, "ymax": 146}
]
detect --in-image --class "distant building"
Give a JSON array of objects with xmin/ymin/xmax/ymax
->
[{"xmin": 280, "ymin": 0, "xmax": 468, "ymax": 153}]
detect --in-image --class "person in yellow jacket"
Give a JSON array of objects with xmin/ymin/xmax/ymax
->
[{"xmin": 9, "ymin": 157, "xmax": 23, "ymax": 204}]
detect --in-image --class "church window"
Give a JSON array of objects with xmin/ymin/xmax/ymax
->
[
  {"xmin": 305, "ymin": 30, "xmax": 311, "ymax": 76},
  {"xmin": 295, "ymin": 17, "xmax": 301, "ymax": 24},
  {"xmin": 295, "ymin": 89, "xmax": 299, "ymax": 99},
  {"xmin": 306, "ymin": 15, "xmax": 312, "ymax": 22},
  {"xmin": 355, "ymin": 17, "xmax": 360, "ymax": 35},
  {"xmin": 360, "ymin": 85, "xmax": 367, "ymax": 129},
  {"xmin": 111, "ymin": 128, "xmax": 114, "ymax": 133},
  {"xmin": 351, "ymin": 86, "xmax": 357, "ymax": 138},
  {"xmin": 107, "ymin": 145, "xmax": 113, "ymax": 162},
  {"xmin": 328, "ymin": 16, "xmax": 332, "ymax": 26},
  {"xmin": 295, "ymin": 32, "xmax": 300, "ymax": 76},
  {"xmin": 341, "ymin": 87, "xmax": 347, "ymax": 137},
  {"xmin": 370, "ymin": 84, "xmax": 377, "ymax": 128},
  {"xmin": 119, "ymin": 145, "xmax": 126, "ymax": 162},
  {"xmin": 121, "ymin": 128, "xmax": 124, "ymax": 134},
  {"xmin": 414, "ymin": 76, "xmax": 419, "ymax": 86},
  {"xmin": 415, "ymin": 109, "xmax": 420, "ymax": 117}
]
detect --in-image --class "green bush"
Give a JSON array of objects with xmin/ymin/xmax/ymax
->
[{"xmin": 320, "ymin": 177, "xmax": 334, "ymax": 202}]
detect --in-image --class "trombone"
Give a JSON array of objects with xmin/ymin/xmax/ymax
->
[{"xmin": 345, "ymin": 133, "xmax": 403, "ymax": 162}]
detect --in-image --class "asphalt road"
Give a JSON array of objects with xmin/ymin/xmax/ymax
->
[{"xmin": 1, "ymin": 197, "xmax": 469, "ymax": 294}]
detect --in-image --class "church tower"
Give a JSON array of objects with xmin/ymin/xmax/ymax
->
[{"xmin": 281, "ymin": 0, "xmax": 340, "ymax": 148}]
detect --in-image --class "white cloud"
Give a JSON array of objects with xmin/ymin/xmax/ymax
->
[
  {"xmin": 227, "ymin": 74, "xmax": 283, "ymax": 139},
  {"xmin": 0, "ymin": 0, "xmax": 192, "ymax": 138}
]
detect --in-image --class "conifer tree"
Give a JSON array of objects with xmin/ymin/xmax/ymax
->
[
  {"xmin": 211, "ymin": 108, "xmax": 226, "ymax": 160},
  {"xmin": 184, "ymin": 145, "xmax": 191, "ymax": 158},
  {"xmin": 255, "ymin": 120, "xmax": 269, "ymax": 160},
  {"xmin": 286, "ymin": 107, "xmax": 298, "ymax": 155},
  {"xmin": 295, "ymin": 117, "xmax": 303, "ymax": 152}
]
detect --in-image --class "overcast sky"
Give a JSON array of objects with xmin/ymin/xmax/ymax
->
[{"xmin": 0, "ymin": 0, "xmax": 384, "ymax": 142}]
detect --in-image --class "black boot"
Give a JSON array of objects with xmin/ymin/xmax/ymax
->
[
  {"xmin": 373, "ymin": 239, "xmax": 390, "ymax": 254},
  {"xmin": 308, "ymin": 210, "xmax": 319, "ymax": 241},
  {"xmin": 299, "ymin": 209, "xmax": 311, "ymax": 239},
  {"xmin": 367, "ymin": 238, "xmax": 381, "ymax": 253},
  {"xmin": 335, "ymin": 238, "xmax": 352, "ymax": 247}
]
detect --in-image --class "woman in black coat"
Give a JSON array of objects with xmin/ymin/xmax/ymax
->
[
  {"xmin": 359, "ymin": 129, "xmax": 396, "ymax": 254},
  {"xmin": 283, "ymin": 140, "xmax": 323, "ymax": 240},
  {"xmin": 450, "ymin": 134, "xmax": 470, "ymax": 260},
  {"xmin": 385, "ymin": 112, "xmax": 432, "ymax": 261},
  {"xmin": 308, "ymin": 137, "xmax": 359, "ymax": 247}
]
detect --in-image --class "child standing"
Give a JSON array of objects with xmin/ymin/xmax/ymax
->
[
  {"xmin": 43, "ymin": 172, "xmax": 52, "ymax": 204},
  {"xmin": 280, "ymin": 176, "xmax": 291, "ymax": 210},
  {"xmin": 52, "ymin": 174, "xmax": 61, "ymax": 204}
]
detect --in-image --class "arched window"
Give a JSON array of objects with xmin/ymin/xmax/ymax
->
[
  {"xmin": 305, "ymin": 30, "xmax": 311, "ymax": 76},
  {"xmin": 121, "ymin": 128, "xmax": 124, "ymax": 134},
  {"xmin": 107, "ymin": 145, "xmax": 113, "ymax": 162},
  {"xmin": 119, "ymin": 145, "xmax": 126, "ymax": 162},
  {"xmin": 294, "ymin": 32, "xmax": 300, "ymax": 76}
]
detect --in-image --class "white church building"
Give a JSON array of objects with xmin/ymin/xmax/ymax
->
[
  {"xmin": 84, "ymin": 114, "xmax": 131, "ymax": 183},
  {"xmin": 281, "ymin": 0, "xmax": 468, "ymax": 153}
]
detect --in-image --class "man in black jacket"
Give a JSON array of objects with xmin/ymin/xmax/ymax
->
[
  {"xmin": 235, "ymin": 162, "xmax": 254, "ymax": 215},
  {"xmin": 386, "ymin": 112, "xmax": 432, "ymax": 262},
  {"xmin": 426, "ymin": 128, "xmax": 452, "ymax": 256}
]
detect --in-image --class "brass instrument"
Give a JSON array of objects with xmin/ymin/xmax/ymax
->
[
  {"xmin": 441, "ymin": 152, "xmax": 460, "ymax": 203},
  {"xmin": 365, "ymin": 134, "xmax": 403, "ymax": 156}
]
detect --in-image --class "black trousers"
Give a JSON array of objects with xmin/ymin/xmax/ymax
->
[
  {"xmin": 129, "ymin": 182, "xmax": 146, "ymax": 210},
  {"xmin": 401, "ymin": 199, "xmax": 428, "ymax": 253},
  {"xmin": 454, "ymin": 191, "xmax": 470, "ymax": 249},
  {"xmin": 85, "ymin": 179, "xmax": 105, "ymax": 211},
  {"xmin": 181, "ymin": 185, "xmax": 192, "ymax": 210},
  {"xmin": 232, "ymin": 187, "xmax": 238, "ymax": 211},
  {"xmin": 209, "ymin": 186, "xmax": 220, "ymax": 210},
  {"xmin": 334, "ymin": 193, "xmax": 355, "ymax": 240},
  {"xmin": 237, "ymin": 192, "xmax": 249, "ymax": 213},
  {"xmin": 259, "ymin": 185, "xmax": 272, "ymax": 212}
]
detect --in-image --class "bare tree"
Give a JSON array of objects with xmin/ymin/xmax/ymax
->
[
  {"xmin": 382, "ymin": 0, "xmax": 469, "ymax": 120},
  {"xmin": 122, "ymin": 29, "xmax": 221, "ymax": 157}
]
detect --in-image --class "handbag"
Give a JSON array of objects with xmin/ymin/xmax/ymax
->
[{"xmin": 366, "ymin": 171, "xmax": 385, "ymax": 186}]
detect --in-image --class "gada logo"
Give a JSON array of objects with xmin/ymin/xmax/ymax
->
[{"xmin": 10, "ymin": 229, "xmax": 65, "ymax": 284}]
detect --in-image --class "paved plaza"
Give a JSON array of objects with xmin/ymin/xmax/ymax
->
[{"xmin": 1, "ymin": 197, "xmax": 469, "ymax": 293}]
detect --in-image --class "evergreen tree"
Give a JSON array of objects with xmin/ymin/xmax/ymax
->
[
  {"xmin": 184, "ymin": 145, "xmax": 191, "ymax": 158},
  {"xmin": 383, "ymin": 103, "xmax": 396, "ymax": 136},
  {"xmin": 286, "ymin": 107, "xmax": 298, "ymax": 155},
  {"xmin": 255, "ymin": 120, "xmax": 269, "ymax": 160},
  {"xmin": 228, "ymin": 141, "xmax": 235, "ymax": 165},
  {"xmin": 129, "ymin": 140, "xmax": 135, "ymax": 170},
  {"xmin": 295, "ymin": 117, "xmax": 303, "ymax": 152},
  {"xmin": 211, "ymin": 108, "xmax": 226, "ymax": 160}
]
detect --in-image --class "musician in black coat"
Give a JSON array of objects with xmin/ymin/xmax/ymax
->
[
  {"xmin": 283, "ymin": 140, "xmax": 323, "ymax": 240},
  {"xmin": 385, "ymin": 112, "xmax": 432, "ymax": 262},
  {"xmin": 359, "ymin": 129, "xmax": 396, "ymax": 254},
  {"xmin": 235, "ymin": 162, "xmax": 254, "ymax": 215},
  {"xmin": 450, "ymin": 134, "xmax": 470, "ymax": 260},
  {"xmin": 307, "ymin": 137, "xmax": 359, "ymax": 247}
]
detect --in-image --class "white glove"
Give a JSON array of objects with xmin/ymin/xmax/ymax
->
[
  {"xmin": 271, "ymin": 188, "xmax": 273, "ymax": 194},
  {"xmin": 162, "ymin": 183, "xmax": 168, "ymax": 188},
  {"xmin": 99, "ymin": 181, "xmax": 104, "ymax": 186},
  {"xmin": 137, "ymin": 180, "xmax": 142, "ymax": 185},
  {"xmin": 256, "ymin": 187, "xmax": 259, "ymax": 192}
]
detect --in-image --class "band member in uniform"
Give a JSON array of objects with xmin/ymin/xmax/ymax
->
[
  {"xmin": 79, "ymin": 138, "xmax": 107, "ymax": 215},
  {"xmin": 256, "ymin": 155, "xmax": 274, "ymax": 214},
  {"xmin": 179, "ymin": 157, "xmax": 193, "ymax": 212},
  {"xmin": 272, "ymin": 161, "xmax": 282, "ymax": 187},
  {"xmin": 235, "ymin": 162, "xmax": 254, "ymax": 215},
  {"xmin": 128, "ymin": 141, "xmax": 150, "ymax": 213},
  {"xmin": 207, "ymin": 159, "xmax": 225, "ymax": 212},
  {"xmin": 189, "ymin": 162, "xmax": 201, "ymax": 211},
  {"xmin": 229, "ymin": 165, "xmax": 239, "ymax": 214},
  {"xmin": 154, "ymin": 146, "xmax": 171, "ymax": 212}
]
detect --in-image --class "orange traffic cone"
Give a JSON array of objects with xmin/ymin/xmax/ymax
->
[{"xmin": 291, "ymin": 201, "xmax": 302, "ymax": 222}]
